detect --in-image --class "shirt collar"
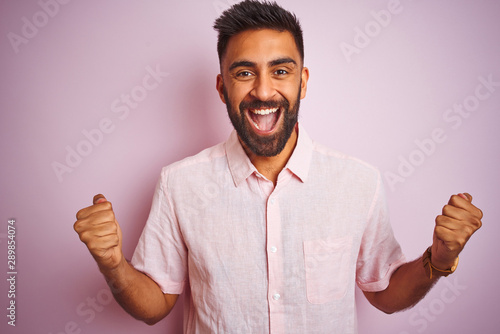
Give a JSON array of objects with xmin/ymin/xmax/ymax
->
[
  {"xmin": 225, "ymin": 123, "xmax": 313, "ymax": 187},
  {"xmin": 225, "ymin": 130, "xmax": 257, "ymax": 187},
  {"xmin": 285, "ymin": 123, "xmax": 313, "ymax": 183}
]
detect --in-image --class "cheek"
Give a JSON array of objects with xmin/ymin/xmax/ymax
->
[
  {"xmin": 282, "ymin": 86, "xmax": 301, "ymax": 105},
  {"xmin": 226, "ymin": 94, "xmax": 243, "ymax": 115},
  {"xmin": 276, "ymin": 77, "xmax": 301, "ymax": 96},
  {"xmin": 232, "ymin": 83, "xmax": 253, "ymax": 99},
  {"xmin": 229, "ymin": 95, "xmax": 242, "ymax": 112},
  {"xmin": 230, "ymin": 92, "xmax": 252, "ymax": 111}
]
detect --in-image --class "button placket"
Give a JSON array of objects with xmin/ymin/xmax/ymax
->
[{"xmin": 266, "ymin": 192, "xmax": 285, "ymax": 332}]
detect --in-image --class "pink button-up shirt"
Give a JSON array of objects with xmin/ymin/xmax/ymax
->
[{"xmin": 131, "ymin": 124, "xmax": 405, "ymax": 333}]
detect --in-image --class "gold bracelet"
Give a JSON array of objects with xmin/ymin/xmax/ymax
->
[{"xmin": 422, "ymin": 247, "xmax": 459, "ymax": 279}]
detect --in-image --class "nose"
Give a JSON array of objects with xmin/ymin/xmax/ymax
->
[{"xmin": 250, "ymin": 74, "xmax": 276, "ymax": 101}]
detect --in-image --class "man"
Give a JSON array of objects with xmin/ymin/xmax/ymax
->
[{"xmin": 74, "ymin": 1, "xmax": 483, "ymax": 333}]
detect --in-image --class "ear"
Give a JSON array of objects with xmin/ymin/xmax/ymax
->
[
  {"xmin": 216, "ymin": 74, "xmax": 226, "ymax": 104},
  {"xmin": 300, "ymin": 67, "xmax": 309, "ymax": 100}
]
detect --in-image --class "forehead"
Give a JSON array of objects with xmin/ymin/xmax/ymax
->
[{"xmin": 222, "ymin": 29, "xmax": 301, "ymax": 69}]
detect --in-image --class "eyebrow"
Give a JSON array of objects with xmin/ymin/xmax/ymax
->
[
  {"xmin": 228, "ymin": 57, "xmax": 297, "ymax": 71},
  {"xmin": 269, "ymin": 57, "xmax": 297, "ymax": 67},
  {"xmin": 229, "ymin": 60, "xmax": 255, "ymax": 71}
]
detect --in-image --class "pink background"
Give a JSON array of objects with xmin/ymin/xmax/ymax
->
[{"xmin": 1, "ymin": 0, "xmax": 499, "ymax": 333}]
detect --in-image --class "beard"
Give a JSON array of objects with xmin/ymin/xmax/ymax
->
[{"xmin": 223, "ymin": 86, "xmax": 301, "ymax": 157}]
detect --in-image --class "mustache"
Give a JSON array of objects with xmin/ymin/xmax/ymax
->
[{"xmin": 239, "ymin": 98, "xmax": 290, "ymax": 111}]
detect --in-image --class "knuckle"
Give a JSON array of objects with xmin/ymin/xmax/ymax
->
[
  {"xmin": 435, "ymin": 215, "xmax": 450, "ymax": 226},
  {"xmin": 86, "ymin": 240, "xmax": 98, "ymax": 252},
  {"xmin": 458, "ymin": 237, "xmax": 467, "ymax": 248},
  {"xmin": 477, "ymin": 208, "xmax": 484, "ymax": 220},
  {"xmin": 457, "ymin": 231, "xmax": 469, "ymax": 243},
  {"xmin": 449, "ymin": 194, "xmax": 459, "ymax": 204},
  {"xmin": 448, "ymin": 243, "xmax": 459, "ymax": 252},
  {"xmin": 448, "ymin": 237, "xmax": 463, "ymax": 250},
  {"xmin": 76, "ymin": 208, "xmax": 86, "ymax": 219},
  {"xmin": 78, "ymin": 230, "xmax": 90, "ymax": 243},
  {"xmin": 462, "ymin": 225, "xmax": 474, "ymax": 237},
  {"xmin": 73, "ymin": 220, "xmax": 83, "ymax": 233},
  {"xmin": 102, "ymin": 201, "xmax": 113, "ymax": 210},
  {"xmin": 472, "ymin": 217, "xmax": 482, "ymax": 230},
  {"xmin": 442, "ymin": 204, "xmax": 453, "ymax": 215},
  {"xmin": 111, "ymin": 235, "xmax": 119, "ymax": 246},
  {"xmin": 102, "ymin": 211, "xmax": 116, "ymax": 223},
  {"xmin": 91, "ymin": 210, "xmax": 114, "ymax": 223},
  {"xmin": 109, "ymin": 223, "xmax": 118, "ymax": 234},
  {"xmin": 434, "ymin": 225, "xmax": 446, "ymax": 235}
]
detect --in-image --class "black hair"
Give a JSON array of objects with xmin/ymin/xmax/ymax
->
[{"xmin": 213, "ymin": 0, "xmax": 304, "ymax": 65}]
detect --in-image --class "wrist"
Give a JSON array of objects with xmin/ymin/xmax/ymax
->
[
  {"xmin": 430, "ymin": 256, "xmax": 457, "ymax": 271},
  {"xmin": 423, "ymin": 247, "xmax": 459, "ymax": 279},
  {"xmin": 98, "ymin": 254, "xmax": 128, "ymax": 278}
]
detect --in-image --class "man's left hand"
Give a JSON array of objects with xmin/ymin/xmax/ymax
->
[{"xmin": 431, "ymin": 193, "xmax": 483, "ymax": 269}]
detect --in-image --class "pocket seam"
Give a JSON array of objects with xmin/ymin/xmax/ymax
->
[{"xmin": 303, "ymin": 236, "xmax": 353, "ymax": 304}]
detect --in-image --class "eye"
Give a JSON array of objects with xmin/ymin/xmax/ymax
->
[
  {"xmin": 237, "ymin": 71, "xmax": 253, "ymax": 77},
  {"xmin": 274, "ymin": 69, "xmax": 288, "ymax": 76}
]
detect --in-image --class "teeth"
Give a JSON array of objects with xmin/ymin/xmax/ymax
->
[{"xmin": 251, "ymin": 107, "xmax": 278, "ymax": 115}]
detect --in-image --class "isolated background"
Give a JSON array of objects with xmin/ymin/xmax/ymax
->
[{"xmin": 1, "ymin": 0, "xmax": 499, "ymax": 333}]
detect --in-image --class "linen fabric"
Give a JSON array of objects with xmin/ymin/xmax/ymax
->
[{"xmin": 131, "ymin": 123, "xmax": 405, "ymax": 333}]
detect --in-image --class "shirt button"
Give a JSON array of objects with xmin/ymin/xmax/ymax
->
[
  {"xmin": 273, "ymin": 293, "xmax": 281, "ymax": 301},
  {"xmin": 270, "ymin": 198, "xmax": 275, "ymax": 205},
  {"xmin": 270, "ymin": 246, "xmax": 277, "ymax": 253}
]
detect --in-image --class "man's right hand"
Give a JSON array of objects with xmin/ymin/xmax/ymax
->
[{"xmin": 74, "ymin": 194, "xmax": 124, "ymax": 272}]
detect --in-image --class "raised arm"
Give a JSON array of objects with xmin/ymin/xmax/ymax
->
[
  {"xmin": 363, "ymin": 193, "xmax": 483, "ymax": 314},
  {"xmin": 74, "ymin": 194, "xmax": 178, "ymax": 325}
]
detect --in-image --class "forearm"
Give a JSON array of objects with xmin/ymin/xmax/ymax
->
[
  {"xmin": 364, "ymin": 256, "xmax": 438, "ymax": 314},
  {"xmin": 100, "ymin": 256, "xmax": 177, "ymax": 325}
]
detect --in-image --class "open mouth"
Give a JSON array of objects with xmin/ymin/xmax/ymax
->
[{"xmin": 246, "ymin": 107, "xmax": 282, "ymax": 134}]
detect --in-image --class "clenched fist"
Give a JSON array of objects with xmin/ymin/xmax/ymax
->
[
  {"xmin": 431, "ymin": 193, "xmax": 483, "ymax": 269},
  {"xmin": 74, "ymin": 194, "xmax": 124, "ymax": 272}
]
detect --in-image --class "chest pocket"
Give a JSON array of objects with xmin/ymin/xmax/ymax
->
[{"xmin": 303, "ymin": 236, "xmax": 353, "ymax": 304}]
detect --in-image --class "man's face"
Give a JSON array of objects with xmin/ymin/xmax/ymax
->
[{"xmin": 216, "ymin": 29, "xmax": 309, "ymax": 157}]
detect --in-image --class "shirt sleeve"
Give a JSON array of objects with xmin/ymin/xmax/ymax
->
[
  {"xmin": 356, "ymin": 173, "xmax": 406, "ymax": 292},
  {"xmin": 130, "ymin": 168, "xmax": 187, "ymax": 294}
]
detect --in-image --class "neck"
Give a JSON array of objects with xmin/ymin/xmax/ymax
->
[{"xmin": 241, "ymin": 125, "xmax": 298, "ymax": 186}]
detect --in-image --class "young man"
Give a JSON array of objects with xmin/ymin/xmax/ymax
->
[{"xmin": 74, "ymin": 1, "xmax": 483, "ymax": 333}]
